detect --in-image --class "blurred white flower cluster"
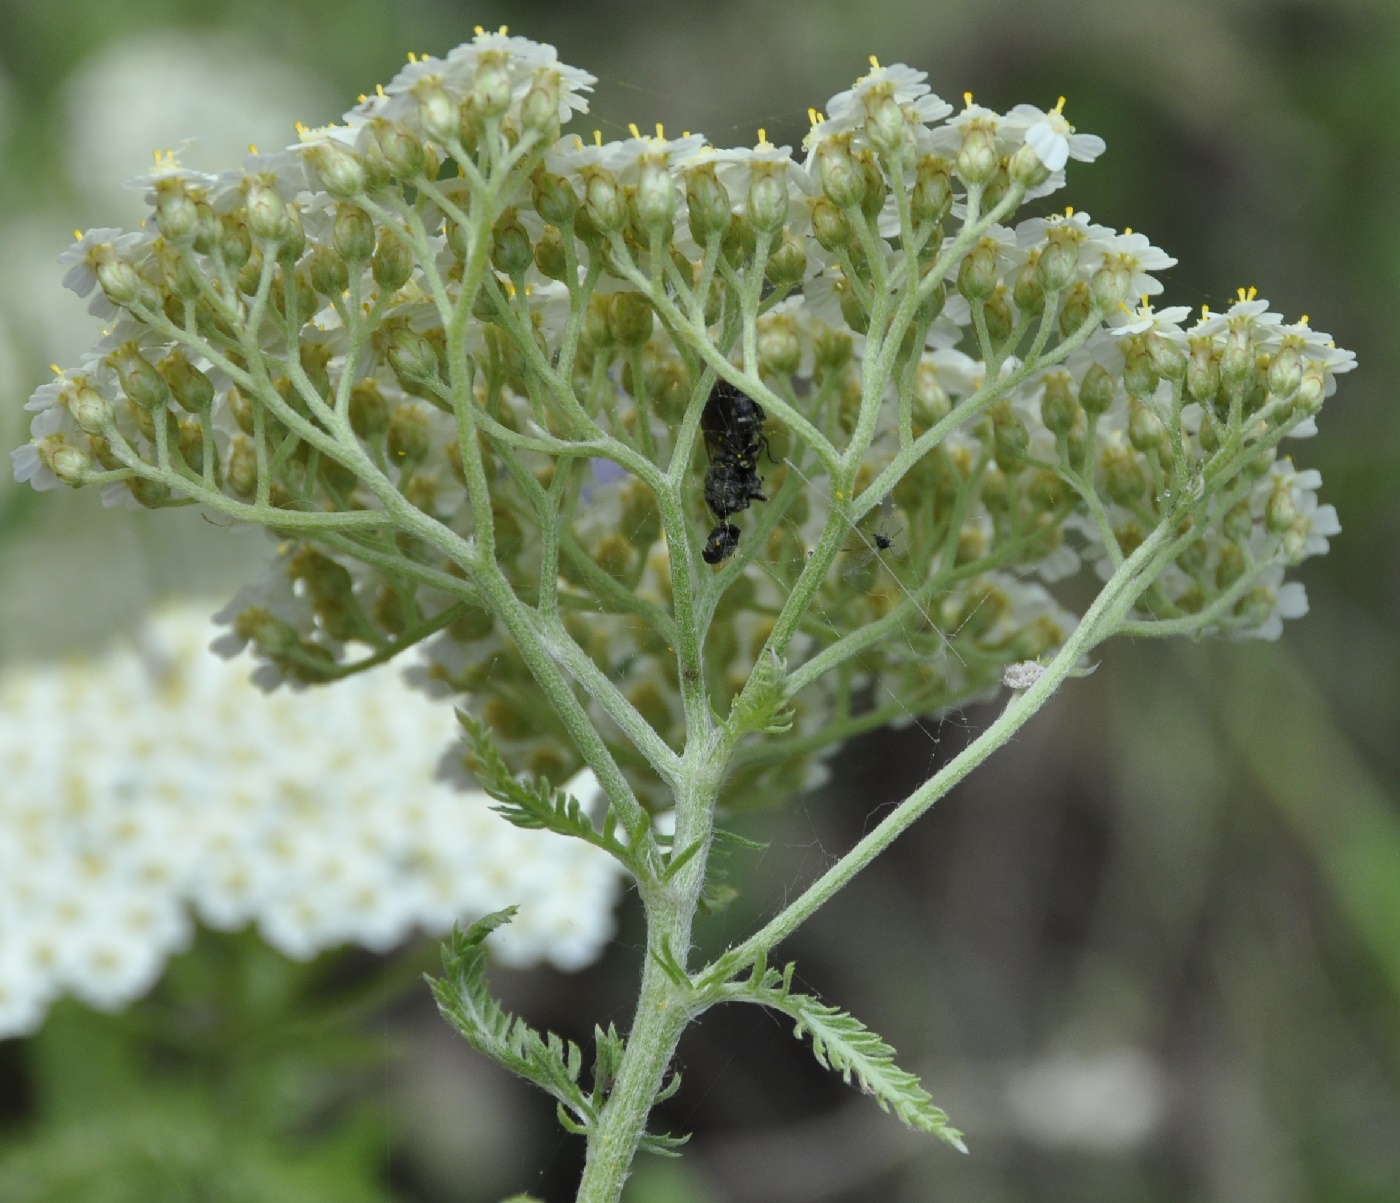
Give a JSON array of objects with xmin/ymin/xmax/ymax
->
[{"xmin": 0, "ymin": 604, "xmax": 626, "ymax": 1039}]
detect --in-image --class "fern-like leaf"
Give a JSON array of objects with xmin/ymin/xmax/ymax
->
[
  {"xmin": 725, "ymin": 971, "xmax": 967, "ymax": 1153},
  {"xmin": 429, "ymin": 910, "xmax": 597, "ymax": 1133},
  {"xmin": 456, "ymin": 710, "xmax": 641, "ymax": 874}
]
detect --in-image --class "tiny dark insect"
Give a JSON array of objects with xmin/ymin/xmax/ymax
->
[
  {"xmin": 701, "ymin": 521, "xmax": 742, "ymax": 564},
  {"xmin": 699, "ymin": 381, "xmax": 770, "ymax": 565},
  {"xmin": 873, "ymin": 530, "xmax": 895, "ymax": 552}
]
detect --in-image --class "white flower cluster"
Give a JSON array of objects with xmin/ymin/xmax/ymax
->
[
  {"xmin": 5, "ymin": 31, "xmax": 1356, "ymax": 821},
  {"xmin": 0, "ymin": 604, "xmax": 626, "ymax": 1039}
]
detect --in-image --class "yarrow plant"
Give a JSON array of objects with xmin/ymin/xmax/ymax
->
[{"xmin": 11, "ymin": 27, "xmax": 1354, "ymax": 1200}]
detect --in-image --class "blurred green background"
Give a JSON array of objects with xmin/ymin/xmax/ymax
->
[{"xmin": 1, "ymin": 0, "xmax": 1398, "ymax": 1200}]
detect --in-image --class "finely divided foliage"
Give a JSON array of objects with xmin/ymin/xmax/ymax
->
[{"xmin": 12, "ymin": 26, "xmax": 1353, "ymax": 1201}]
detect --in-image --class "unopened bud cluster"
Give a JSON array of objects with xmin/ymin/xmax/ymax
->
[{"xmin": 12, "ymin": 32, "xmax": 1354, "ymax": 815}]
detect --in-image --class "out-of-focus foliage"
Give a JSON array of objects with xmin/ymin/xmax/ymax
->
[{"xmin": 1, "ymin": 1, "xmax": 1397, "ymax": 1201}]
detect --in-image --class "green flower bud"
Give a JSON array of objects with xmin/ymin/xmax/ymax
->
[
  {"xmin": 218, "ymin": 214, "xmax": 252, "ymax": 269},
  {"xmin": 1147, "ymin": 332, "xmax": 1186, "ymax": 381},
  {"xmin": 1101, "ymin": 443, "xmax": 1147, "ymax": 505},
  {"xmin": 387, "ymin": 402, "xmax": 432, "ymax": 464},
  {"xmin": 748, "ymin": 166, "xmax": 789, "ymax": 235},
  {"xmin": 307, "ymin": 140, "xmax": 367, "ymax": 198},
  {"xmin": 608, "ymin": 291, "xmax": 653, "ymax": 347},
  {"xmin": 810, "ymin": 197, "xmax": 851, "ymax": 253},
  {"xmin": 1090, "ymin": 262, "xmax": 1131, "ymax": 311},
  {"xmin": 1036, "ymin": 229, "xmax": 1080, "ymax": 293},
  {"xmin": 372, "ymin": 119, "xmax": 425, "ymax": 178},
  {"xmin": 1127, "ymin": 399, "xmax": 1169, "ymax": 457},
  {"xmin": 637, "ymin": 159, "xmax": 676, "ymax": 229},
  {"xmin": 1294, "ymin": 362, "xmax": 1326, "ymax": 414},
  {"xmin": 1234, "ymin": 584, "xmax": 1276, "ymax": 626},
  {"xmin": 387, "ymin": 326, "xmax": 440, "ymax": 389},
  {"xmin": 1268, "ymin": 345, "xmax": 1303, "ymax": 398},
  {"xmin": 836, "ymin": 277, "xmax": 869, "ymax": 334},
  {"xmin": 865, "ymin": 91, "xmax": 908, "ymax": 158},
  {"xmin": 857, "ymin": 151, "xmax": 886, "ymax": 221},
  {"xmin": 112, "ymin": 345, "xmax": 169, "ymax": 410},
  {"xmin": 128, "ymin": 476, "xmax": 172, "ymax": 508},
  {"xmin": 491, "ymin": 211, "xmax": 533, "ymax": 276},
  {"xmin": 1040, "ymin": 373, "xmax": 1080, "ymax": 436},
  {"xmin": 816, "ymin": 139, "xmax": 864, "ymax": 209},
  {"xmin": 1123, "ymin": 344, "xmax": 1160, "ymax": 399},
  {"xmin": 980, "ymin": 464, "xmax": 1011, "ymax": 512},
  {"xmin": 983, "ymin": 289, "xmax": 1013, "ymax": 346},
  {"xmin": 1221, "ymin": 498, "xmax": 1253, "ymax": 543},
  {"xmin": 1176, "ymin": 537, "xmax": 1208, "ymax": 576},
  {"xmin": 992, "ymin": 406, "xmax": 1030, "ymax": 471},
  {"xmin": 721, "ymin": 212, "xmax": 756, "ymax": 265},
  {"xmin": 765, "ymin": 233, "xmax": 807, "ymax": 287},
  {"xmin": 1281, "ymin": 518, "xmax": 1309, "ymax": 563},
  {"xmin": 1012, "ymin": 259, "xmax": 1045, "ymax": 315},
  {"xmin": 308, "ymin": 245, "xmax": 349, "ymax": 296},
  {"xmin": 534, "ymin": 226, "xmax": 568, "ymax": 280},
  {"xmin": 372, "ymin": 228, "xmax": 414, "ymax": 291},
  {"xmin": 278, "ymin": 203, "xmax": 306, "ymax": 261},
  {"xmin": 956, "ymin": 239, "xmax": 999, "ymax": 302},
  {"xmin": 911, "ymin": 156, "xmax": 953, "ymax": 227},
  {"xmin": 1215, "ymin": 542, "xmax": 1247, "ymax": 589},
  {"xmin": 153, "ymin": 238, "xmax": 199, "ymax": 298},
  {"xmin": 245, "ymin": 180, "xmax": 288, "ymax": 242},
  {"xmin": 160, "ymin": 353, "xmax": 214, "ymax": 413},
  {"xmin": 68, "ymin": 385, "xmax": 113, "ymax": 435},
  {"xmin": 415, "ymin": 81, "xmax": 457, "ymax": 144},
  {"xmin": 1186, "ymin": 341, "xmax": 1220, "ymax": 404},
  {"xmin": 155, "ymin": 185, "xmax": 199, "ymax": 242},
  {"xmin": 584, "ymin": 169, "xmax": 626, "ymax": 234},
  {"xmin": 912, "ymin": 362, "xmax": 952, "ymax": 434},
  {"xmin": 349, "ymin": 379, "xmax": 389, "ymax": 438},
  {"xmin": 95, "ymin": 251, "xmax": 143, "ymax": 306},
  {"xmin": 1057, "ymin": 282, "xmax": 1094, "ymax": 338},
  {"xmin": 686, "ymin": 165, "xmax": 731, "ymax": 243},
  {"xmin": 758, "ymin": 314, "xmax": 801, "ymax": 377},
  {"xmin": 956, "ymin": 124, "xmax": 998, "ymax": 187},
  {"xmin": 46, "ymin": 440, "xmax": 92, "ymax": 487},
  {"xmin": 532, "ymin": 168, "xmax": 578, "ymax": 227},
  {"xmin": 1219, "ymin": 327, "xmax": 1252, "ymax": 390},
  {"xmin": 225, "ymin": 435, "xmax": 258, "ymax": 497},
  {"xmin": 522, "ymin": 72, "xmax": 561, "ymax": 138},
  {"xmin": 471, "ymin": 54, "xmax": 513, "ymax": 117},
  {"xmin": 1265, "ymin": 483, "xmax": 1298, "ymax": 534},
  {"xmin": 1008, "ymin": 141, "xmax": 1050, "ymax": 189},
  {"xmin": 814, "ymin": 327, "xmax": 853, "ymax": 375}
]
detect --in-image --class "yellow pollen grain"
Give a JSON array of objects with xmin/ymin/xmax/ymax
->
[
  {"xmin": 358, "ymin": 93, "xmax": 367, "ymax": 103},
  {"xmin": 964, "ymin": 91, "xmax": 974, "ymax": 108},
  {"xmin": 628, "ymin": 122, "xmax": 642, "ymax": 139},
  {"xmin": 1202, "ymin": 304, "xmax": 1211, "ymax": 317},
  {"xmin": 72, "ymin": 229, "xmax": 82, "ymax": 240},
  {"xmin": 1300, "ymin": 314, "xmax": 1310, "ymax": 324},
  {"xmin": 248, "ymin": 144, "xmax": 258, "ymax": 154},
  {"xmin": 499, "ymin": 24, "xmax": 509, "ymax": 34},
  {"xmin": 1064, "ymin": 206, "xmax": 1074, "ymax": 217},
  {"xmin": 474, "ymin": 25, "xmax": 485, "ymax": 35},
  {"xmin": 1125, "ymin": 226, "xmax": 1133, "ymax": 235},
  {"xmin": 407, "ymin": 51, "xmax": 418, "ymax": 63}
]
